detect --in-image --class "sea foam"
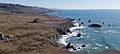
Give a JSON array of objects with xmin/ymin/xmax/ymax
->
[{"xmin": 58, "ymin": 20, "xmax": 87, "ymax": 52}]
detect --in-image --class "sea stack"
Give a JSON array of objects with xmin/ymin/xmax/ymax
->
[{"xmin": 88, "ymin": 24, "xmax": 102, "ymax": 27}]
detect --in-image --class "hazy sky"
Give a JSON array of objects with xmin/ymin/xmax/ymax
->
[{"xmin": 0, "ymin": 0, "xmax": 120, "ymax": 9}]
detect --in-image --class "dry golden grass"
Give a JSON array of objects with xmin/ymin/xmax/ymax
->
[{"xmin": 0, "ymin": 12, "xmax": 74, "ymax": 54}]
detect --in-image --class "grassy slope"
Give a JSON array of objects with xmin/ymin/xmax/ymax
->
[{"xmin": 0, "ymin": 12, "xmax": 74, "ymax": 54}]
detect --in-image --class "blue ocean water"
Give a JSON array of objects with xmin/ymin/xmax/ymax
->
[{"xmin": 48, "ymin": 9, "xmax": 120, "ymax": 54}]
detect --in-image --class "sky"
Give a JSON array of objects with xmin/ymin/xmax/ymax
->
[{"xmin": 0, "ymin": 0, "xmax": 120, "ymax": 9}]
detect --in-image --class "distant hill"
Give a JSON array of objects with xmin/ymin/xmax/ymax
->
[{"xmin": 0, "ymin": 3, "xmax": 54, "ymax": 14}]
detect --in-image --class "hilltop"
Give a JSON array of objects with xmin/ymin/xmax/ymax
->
[{"xmin": 0, "ymin": 3, "xmax": 54, "ymax": 14}]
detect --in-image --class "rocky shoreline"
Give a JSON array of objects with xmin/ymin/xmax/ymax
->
[{"xmin": 0, "ymin": 11, "xmax": 75, "ymax": 54}]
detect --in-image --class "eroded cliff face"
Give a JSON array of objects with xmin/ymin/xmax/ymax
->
[{"xmin": 0, "ymin": 12, "xmax": 74, "ymax": 54}]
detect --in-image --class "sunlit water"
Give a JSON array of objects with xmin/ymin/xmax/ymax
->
[{"xmin": 48, "ymin": 9, "xmax": 120, "ymax": 54}]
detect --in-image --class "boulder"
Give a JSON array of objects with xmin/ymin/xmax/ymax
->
[
  {"xmin": 32, "ymin": 18, "xmax": 39, "ymax": 23},
  {"xmin": 0, "ymin": 34, "xmax": 3, "ymax": 40},
  {"xmin": 88, "ymin": 24, "xmax": 102, "ymax": 27}
]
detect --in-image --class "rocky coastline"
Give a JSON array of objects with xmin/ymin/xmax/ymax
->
[{"xmin": 0, "ymin": 10, "xmax": 75, "ymax": 54}]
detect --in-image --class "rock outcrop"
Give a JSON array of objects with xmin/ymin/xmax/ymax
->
[{"xmin": 88, "ymin": 24, "xmax": 102, "ymax": 27}]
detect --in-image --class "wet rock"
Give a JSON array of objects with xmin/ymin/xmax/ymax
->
[
  {"xmin": 88, "ymin": 24, "xmax": 102, "ymax": 27},
  {"xmin": 81, "ymin": 22, "xmax": 84, "ymax": 25},
  {"xmin": 66, "ymin": 43, "xmax": 76, "ymax": 50},
  {"xmin": 79, "ymin": 24, "xmax": 82, "ymax": 26},
  {"xmin": 102, "ymin": 23, "xmax": 104, "ymax": 25},
  {"xmin": 70, "ymin": 19, "xmax": 75, "ymax": 21},
  {"xmin": 81, "ymin": 44, "xmax": 86, "ymax": 47},
  {"xmin": 70, "ymin": 45, "xmax": 76, "ymax": 50},
  {"xmin": 66, "ymin": 43, "xmax": 71, "ymax": 49},
  {"xmin": 78, "ymin": 19, "xmax": 81, "ymax": 20},
  {"xmin": 88, "ymin": 20, "xmax": 91, "ymax": 23},
  {"xmin": 66, "ymin": 29, "xmax": 72, "ymax": 33},
  {"xmin": 76, "ymin": 33, "xmax": 81, "ymax": 37},
  {"xmin": 108, "ymin": 24, "xmax": 110, "ymax": 27}
]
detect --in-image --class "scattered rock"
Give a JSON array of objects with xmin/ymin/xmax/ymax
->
[
  {"xmin": 76, "ymin": 33, "xmax": 81, "ymax": 37},
  {"xmin": 88, "ymin": 20, "xmax": 91, "ymax": 23},
  {"xmin": 108, "ymin": 24, "xmax": 110, "ymax": 27},
  {"xmin": 79, "ymin": 24, "xmax": 81, "ymax": 26},
  {"xmin": 78, "ymin": 19, "xmax": 81, "ymax": 20},
  {"xmin": 88, "ymin": 24, "xmax": 102, "ymax": 27},
  {"xmin": 81, "ymin": 22, "xmax": 84, "ymax": 25},
  {"xmin": 32, "ymin": 18, "xmax": 39, "ymax": 23},
  {"xmin": 81, "ymin": 44, "xmax": 86, "ymax": 47},
  {"xmin": 70, "ymin": 19, "xmax": 75, "ymax": 21},
  {"xmin": 66, "ymin": 29, "xmax": 72, "ymax": 33},
  {"xmin": 102, "ymin": 23, "xmax": 104, "ymax": 25},
  {"xmin": 66, "ymin": 43, "xmax": 71, "ymax": 49},
  {"xmin": 0, "ymin": 33, "xmax": 14, "ymax": 41},
  {"xmin": 0, "ymin": 34, "xmax": 3, "ymax": 40}
]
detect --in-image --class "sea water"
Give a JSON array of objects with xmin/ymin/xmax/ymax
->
[{"xmin": 48, "ymin": 9, "xmax": 120, "ymax": 54}]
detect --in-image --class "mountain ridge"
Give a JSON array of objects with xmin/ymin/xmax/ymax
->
[{"xmin": 0, "ymin": 3, "xmax": 54, "ymax": 14}]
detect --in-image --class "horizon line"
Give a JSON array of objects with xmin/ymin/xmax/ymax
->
[{"xmin": 1, "ymin": 2, "xmax": 120, "ymax": 10}]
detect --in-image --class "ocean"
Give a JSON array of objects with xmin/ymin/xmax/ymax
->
[{"xmin": 48, "ymin": 9, "xmax": 120, "ymax": 54}]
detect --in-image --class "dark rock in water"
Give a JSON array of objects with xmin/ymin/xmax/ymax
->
[
  {"xmin": 67, "ymin": 29, "xmax": 72, "ymax": 33},
  {"xmin": 79, "ymin": 24, "xmax": 81, "ymax": 26},
  {"xmin": 71, "ymin": 19, "xmax": 75, "ymax": 21},
  {"xmin": 78, "ymin": 19, "xmax": 81, "ymax": 20},
  {"xmin": 88, "ymin": 24, "xmax": 102, "ymax": 27},
  {"xmin": 81, "ymin": 22, "xmax": 84, "ymax": 25},
  {"xmin": 108, "ymin": 24, "xmax": 110, "ymax": 27},
  {"xmin": 66, "ymin": 43, "xmax": 71, "ymax": 49},
  {"xmin": 81, "ymin": 44, "xmax": 86, "ymax": 47},
  {"xmin": 102, "ymin": 23, "xmax": 104, "ymax": 25},
  {"xmin": 88, "ymin": 20, "xmax": 91, "ymax": 23},
  {"xmin": 76, "ymin": 33, "xmax": 81, "ymax": 37},
  {"xmin": 70, "ymin": 45, "xmax": 76, "ymax": 50},
  {"xmin": 66, "ymin": 43, "xmax": 76, "ymax": 50}
]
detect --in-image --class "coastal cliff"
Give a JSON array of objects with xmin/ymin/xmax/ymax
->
[{"xmin": 0, "ymin": 10, "xmax": 73, "ymax": 54}]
